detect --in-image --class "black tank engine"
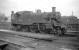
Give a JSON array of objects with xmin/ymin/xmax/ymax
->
[{"xmin": 11, "ymin": 7, "xmax": 66, "ymax": 35}]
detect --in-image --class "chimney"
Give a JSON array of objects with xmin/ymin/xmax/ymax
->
[
  {"xmin": 11, "ymin": 11, "xmax": 14, "ymax": 14},
  {"xmin": 36, "ymin": 9, "xmax": 41, "ymax": 14},
  {"xmin": 11, "ymin": 11, "xmax": 14, "ymax": 15},
  {"xmin": 52, "ymin": 7, "xmax": 56, "ymax": 12},
  {"xmin": 11, "ymin": 11, "xmax": 14, "ymax": 21}
]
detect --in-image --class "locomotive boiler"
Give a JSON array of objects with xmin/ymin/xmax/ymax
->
[{"xmin": 11, "ymin": 7, "xmax": 66, "ymax": 35}]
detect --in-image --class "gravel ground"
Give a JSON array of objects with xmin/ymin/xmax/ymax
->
[{"xmin": 0, "ymin": 31, "xmax": 78, "ymax": 50}]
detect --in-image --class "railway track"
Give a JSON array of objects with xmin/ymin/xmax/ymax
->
[
  {"xmin": 0, "ymin": 29, "xmax": 57, "ymax": 40},
  {"xmin": 0, "ymin": 29, "xmax": 57, "ymax": 50},
  {"xmin": 0, "ymin": 29, "xmax": 78, "ymax": 50}
]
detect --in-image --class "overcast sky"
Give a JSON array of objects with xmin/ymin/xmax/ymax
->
[{"xmin": 0, "ymin": 0, "xmax": 79, "ymax": 18}]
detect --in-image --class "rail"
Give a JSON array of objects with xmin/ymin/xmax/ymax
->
[
  {"xmin": 0, "ymin": 29, "xmax": 78, "ymax": 50},
  {"xmin": 0, "ymin": 29, "xmax": 55, "ymax": 40},
  {"xmin": 0, "ymin": 29, "xmax": 57, "ymax": 47}
]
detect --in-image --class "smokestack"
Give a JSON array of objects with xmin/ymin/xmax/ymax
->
[
  {"xmin": 52, "ymin": 7, "xmax": 56, "ymax": 12},
  {"xmin": 11, "ymin": 11, "xmax": 14, "ymax": 16},
  {"xmin": 11, "ymin": 11, "xmax": 14, "ymax": 14},
  {"xmin": 11, "ymin": 11, "xmax": 14, "ymax": 20},
  {"xmin": 36, "ymin": 9, "xmax": 41, "ymax": 14}
]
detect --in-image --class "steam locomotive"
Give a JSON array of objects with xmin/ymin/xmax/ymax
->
[{"xmin": 11, "ymin": 7, "xmax": 66, "ymax": 35}]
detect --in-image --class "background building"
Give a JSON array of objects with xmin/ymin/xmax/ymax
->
[{"xmin": 61, "ymin": 16, "xmax": 79, "ymax": 31}]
